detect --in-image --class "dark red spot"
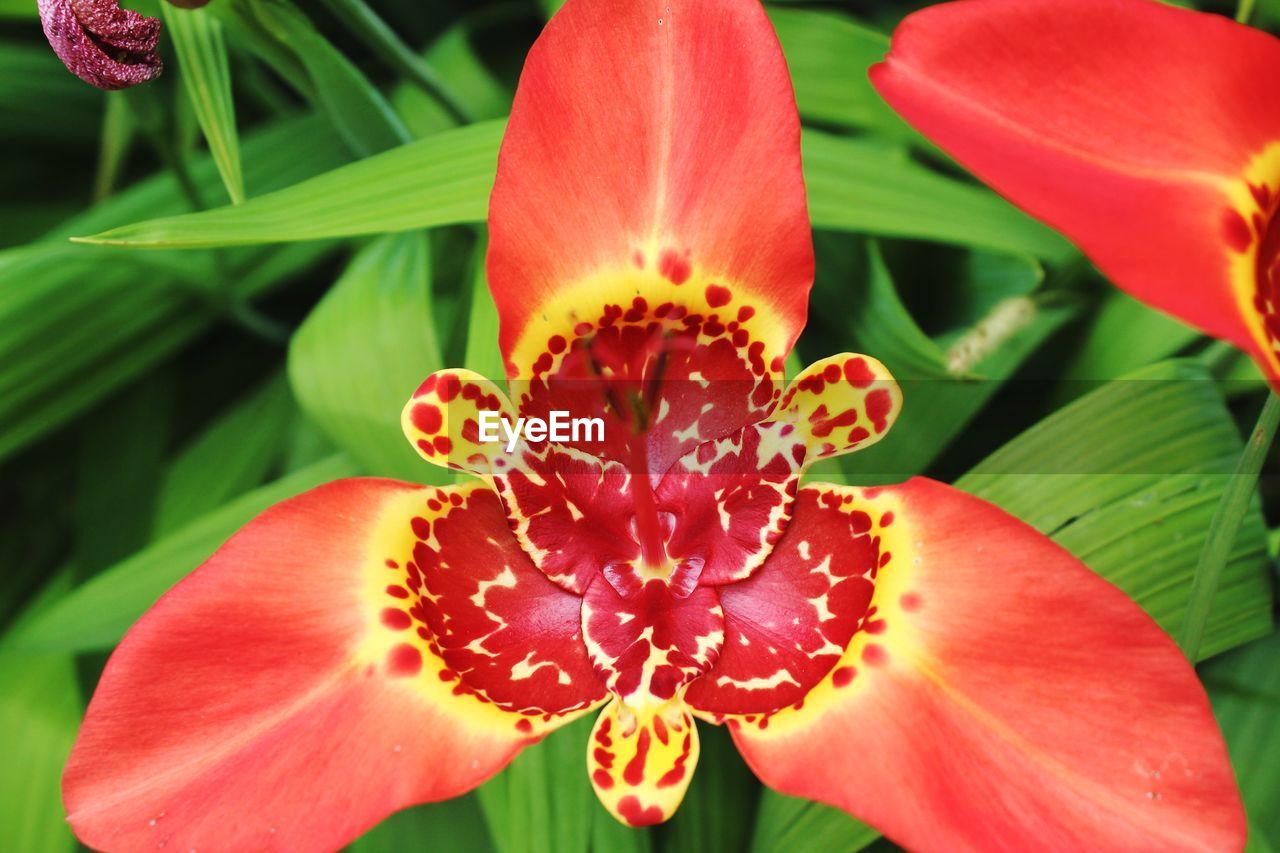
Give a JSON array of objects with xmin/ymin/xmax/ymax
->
[
  {"xmin": 516, "ymin": 719, "xmax": 533, "ymax": 734},
  {"xmin": 593, "ymin": 769, "xmax": 615, "ymax": 789},
  {"xmin": 880, "ymin": 511, "xmax": 895, "ymax": 527},
  {"xmin": 738, "ymin": 305, "xmax": 755, "ymax": 322},
  {"xmin": 862, "ymin": 643, "xmax": 888, "ymax": 667},
  {"xmin": 548, "ymin": 335, "xmax": 567, "ymax": 354},
  {"xmin": 832, "ymin": 666, "xmax": 857, "ymax": 687},
  {"xmin": 705, "ymin": 284, "xmax": 732, "ymax": 307},
  {"xmin": 849, "ymin": 511, "xmax": 872, "ymax": 534},
  {"xmin": 617, "ymin": 796, "xmax": 665, "ymax": 827},
  {"xmin": 658, "ymin": 249, "xmax": 691, "ymax": 284},
  {"xmin": 412, "ymin": 403, "xmax": 442, "ymax": 434},
  {"xmin": 387, "ymin": 643, "xmax": 422, "ymax": 677},
  {"xmin": 410, "ymin": 517, "xmax": 430, "ymax": 540},
  {"xmin": 437, "ymin": 374, "xmax": 462, "ymax": 402},
  {"xmin": 843, "ymin": 357, "xmax": 876, "ymax": 388},
  {"xmin": 866, "ymin": 389, "xmax": 894, "ymax": 433},
  {"xmin": 385, "ymin": 558, "xmax": 399, "ymax": 569},
  {"xmin": 386, "ymin": 585, "xmax": 410, "ymax": 599},
  {"xmin": 623, "ymin": 727, "xmax": 652, "ymax": 785},
  {"xmin": 382, "ymin": 608, "xmax": 412, "ymax": 630},
  {"xmin": 1223, "ymin": 208, "xmax": 1253, "ymax": 253},
  {"xmin": 415, "ymin": 374, "xmax": 438, "ymax": 395}
]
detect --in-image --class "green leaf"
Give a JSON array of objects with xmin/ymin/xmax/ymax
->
[
  {"xmin": 317, "ymin": 0, "xmax": 472, "ymax": 126},
  {"xmin": 462, "ymin": 231, "xmax": 504, "ymax": 380},
  {"xmin": 7, "ymin": 454, "xmax": 360, "ymax": 654},
  {"xmin": 76, "ymin": 120, "xmax": 504, "ymax": 248},
  {"xmin": 958, "ymin": 360, "xmax": 1274, "ymax": 658},
  {"xmin": 750, "ymin": 791, "xmax": 879, "ymax": 853},
  {"xmin": 477, "ymin": 716, "xmax": 595, "ymax": 853},
  {"xmin": 73, "ymin": 372, "xmax": 175, "ymax": 577},
  {"xmin": 803, "ymin": 132, "xmax": 1073, "ymax": 260},
  {"xmin": 1203, "ymin": 631, "xmax": 1280, "ymax": 849},
  {"xmin": 768, "ymin": 8, "xmax": 910, "ymax": 140},
  {"xmin": 289, "ymin": 233, "xmax": 449, "ymax": 481},
  {"xmin": 74, "ymin": 120, "xmax": 1068, "ymax": 262},
  {"xmin": 0, "ymin": 577, "xmax": 82, "ymax": 853},
  {"xmin": 1179, "ymin": 394, "xmax": 1280, "ymax": 660},
  {"xmin": 664, "ymin": 725, "xmax": 759, "ymax": 853},
  {"xmin": 0, "ymin": 42, "xmax": 101, "ymax": 144},
  {"xmin": 1053, "ymin": 289, "xmax": 1201, "ymax": 407},
  {"xmin": 348, "ymin": 795, "xmax": 495, "ymax": 853},
  {"xmin": 154, "ymin": 372, "xmax": 297, "ymax": 535},
  {"xmin": 163, "ymin": 4, "xmax": 245, "ymax": 204},
  {"xmin": 807, "ymin": 240, "xmax": 1074, "ymax": 482},
  {"xmin": 251, "ymin": 0, "xmax": 410, "ymax": 156},
  {"xmin": 391, "ymin": 22, "xmax": 511, "ymax": 139}
]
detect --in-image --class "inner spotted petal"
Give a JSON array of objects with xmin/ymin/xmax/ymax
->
[
  {"xmin": 394, "ymin": 484, "xmax": 606, "ymax": 718},
  {"xmin": 511, "ymin": 268, "xmax": 789, "ymax": 477},
  {"xmin": 684, "ymin": 487, "xmax": 891, "ymax": 717},
  {"xmin": 588, "ymin": 697, "xmax": 700, "ymax": 827},
  {"xmin": 582, "ymin": 578, "xmax": 724, "ymax": 704}
]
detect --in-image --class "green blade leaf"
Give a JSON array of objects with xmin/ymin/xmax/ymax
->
[
  {"xmin": 477, "ymin": 716, "xmax": 596, "ymax": 853},
  {"xmin": 7, "ymin": 454, "xmax": 359, "ymax": 654},
  {"xmin": 163, "ymin": 3, "xmax": 245, "ymax": 204},
  {"xmin": 957, "ymin": 360, "xmax": 1274, "ymax": 658},
  {"xmin": 804, "ymin": 131, "xmax": 1073, "ymax": 260},
  {"xmin": 250, "ymin": 0, "xmax": 410, "ymax": 156},
  {"xmin": 154, "ymin": 372, "xmax": 298, "ymax": 535},
  {"xmin": 76, "ymin": 120, "xmax": 504, "ymax": 248},
  {"xmin": 0, "ymin": 576, "xmax": 82, "ymax": 853},
  {"xmin": 72, "ymin": 124, "xmax": 1067, "ymax": 260},
  {"xmin": 348, "ymin": 794, "xmax": 495, "ymax": 852},
  {"xmin": 750, "ymin": 791, "xmax": 879, "ymax": 853},
  {"xmin": 1203, "ymin": 631, "xmax": 1280, "ymax": 849},
  {"xmin": 663, "ymin": 725, "xmax": 759, "ymax": 853},
  {"xmin": 289, "ymin": 233, "xmax": 449, "ymax": 481},
  {"xmin": 768, "ymin": 8, "xmax": 911, "ymax": 140}
]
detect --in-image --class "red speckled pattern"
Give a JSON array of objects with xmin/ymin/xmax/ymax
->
[
  {"xmin": 514, "ymin": 294, "xmax": 781, "ymax": 476},
  {"xmin": 63, "ymin": 479, "xmax": 592, "ymax": 852},
  {"xmin": 685, "ymin": 488, "xmax": 881, "ymax": 715},
  {"xmin": 399, "ymin": 487, "xmax": 606, "ymax": 715}
]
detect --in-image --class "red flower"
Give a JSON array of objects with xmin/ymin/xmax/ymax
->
[
  {"xmin": 872, "ymin": 0, "xmax": 1280, "ymax": 391},
  {"xmin": 63, "ymin": 1, "xmax": 1244, "ymax": 850}
]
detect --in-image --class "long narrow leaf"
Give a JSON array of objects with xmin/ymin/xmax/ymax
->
[{"xmin": 163, "ymin": 4, "xmax": 245, "ymax": 204}]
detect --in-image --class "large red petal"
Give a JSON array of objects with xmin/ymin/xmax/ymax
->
[
  {"xmin": 730, "ymin": 479, "xmax": 1245, "ymax": 851},
  {"xmin": 872, "ymin": 0, "xmax": 1280, "ymax": 382},
  {"xmin": 489, "ymin": 0, "xmax": 812, "ymax": 386},
  {"xmin": 64, "ymin": 479, "xmax": 602, "ymax": 852}
]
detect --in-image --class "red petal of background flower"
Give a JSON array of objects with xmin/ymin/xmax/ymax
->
[
  {"xmin": 873, "ymin": 0, "xmax": 1280, "ymax": 388},
  {"xmin": 730, "ymin": 478, "xmax": 1246, "ymax": 851},
  {"xmin": 64, "ymin": 479, "xmax": 600, "ymax": 852},
  {"xmin": 38, "ymin": 0, "xmax": 162, "ymax": 90}
]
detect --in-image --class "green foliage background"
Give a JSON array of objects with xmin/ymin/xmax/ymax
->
[{"xmin": 1, "ymin": 0, "xmax": 1279, "ymax": 850}]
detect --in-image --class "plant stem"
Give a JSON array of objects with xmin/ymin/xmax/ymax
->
[
  {"xmin": 1178, "ymin": 391, "xmax": 1280, "ymax": 661},
  {"xmin": 1236, "ymin": 0, "xmax": 1256, "ymax": 23}
]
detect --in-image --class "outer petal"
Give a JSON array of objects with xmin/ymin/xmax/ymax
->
[
  {"xmin": 64, "ymin": 479, "xmax": 603, "ymax": 852},
  {"xmin": 728, "ymin": 479, "xmax": 1245, "ymax": 852},
  {"xmin": 489, "ymin": 0, "xmax": 813, "ymax": 373},
  {"xmin": 871, "ymin": 0, "xmax": 1280, "ymax": 384}
]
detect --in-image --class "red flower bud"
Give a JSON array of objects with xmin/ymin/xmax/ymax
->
[{"xmin": 37, "ymin": 0, "xmax": 163, "ymax": 90}]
